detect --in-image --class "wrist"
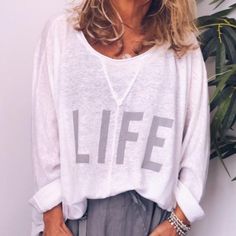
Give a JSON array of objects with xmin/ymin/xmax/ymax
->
[
  {"xmin": 167, "ymin": 210, "xmax": 191, "ymax": 236},
  {"xmin": 43, "ymin": 203, "xmax": 64, "ymax": 225},
  {"xmin": 173, "ymin": 206, "xmax": 191, "ymax": 226}
]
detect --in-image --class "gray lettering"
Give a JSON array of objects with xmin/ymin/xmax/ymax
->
[
  {"xmin": 116, "ymin": 111, "xmax": 144, "ymax": 164},
  {"xmin": 73, "ymin": 109, "xmax": 90, "ymax": 163},
  {"xmin": 142, "ymin": 116, "xmax": 174, "ymax": 172},
  {"xmin": 98, "ymin": 110, "xmax": 111, "ymax": 163}
]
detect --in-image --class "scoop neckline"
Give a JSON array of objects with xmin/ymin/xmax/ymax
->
[{"xmin": 76, "ymin": 30, "xmax": 161, "ymax": 63}]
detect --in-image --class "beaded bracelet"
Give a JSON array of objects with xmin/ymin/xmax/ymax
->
[{"xmin": 167, "ymin": 211, "xmax": 191, "ymax": 236}]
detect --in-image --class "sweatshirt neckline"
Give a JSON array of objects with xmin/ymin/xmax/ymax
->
[{"xmin": 76, "ymin": 30, "xmax": 160, "ymax": 63}]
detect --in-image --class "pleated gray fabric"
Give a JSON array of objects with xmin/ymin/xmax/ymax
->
[{"xmin": 39, "ymin": 190, "xmax": 171, "ymax": 236}]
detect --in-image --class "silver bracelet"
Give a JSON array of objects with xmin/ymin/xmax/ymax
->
[{"xmin": 167, "ymin": 210, "xmax": 191, "ymax": 236}]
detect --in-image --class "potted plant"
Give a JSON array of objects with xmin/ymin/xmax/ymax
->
[{"xmin": 196, "ymin": 1, "xmax": 236, "ymax": 180}]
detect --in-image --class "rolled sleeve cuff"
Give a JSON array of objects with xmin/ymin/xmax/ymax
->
[
  {"xmin": 174, "ymin": 179, "xmax": 205, "ymax": 223},
  {"xmin": 28, "ymin": 178, "xmax": 62, "ymax": 213}
]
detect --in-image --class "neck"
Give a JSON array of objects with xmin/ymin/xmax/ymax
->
[{"xmin": 111, "ymin": 0, "xmax": 151, "ymax": 30}]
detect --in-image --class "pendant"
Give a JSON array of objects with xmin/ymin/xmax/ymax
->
[{"xmin": 120, "ymin": 53, "xmax": 132, "ymax": 59}]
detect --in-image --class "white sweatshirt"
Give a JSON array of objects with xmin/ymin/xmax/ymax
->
[{"xmin": 28, "ymin": 10, "xmax": 211, "ymax": 236}]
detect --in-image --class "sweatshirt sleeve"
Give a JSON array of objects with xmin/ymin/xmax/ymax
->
[
  {"xmin": 174, "ymin": 46, "xmax": 211, "ymax": 223},
  {"xmin": 28, "ymin": 16, "xmax": 63, "ymax": 213}
]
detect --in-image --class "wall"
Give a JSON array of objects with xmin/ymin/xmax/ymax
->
[
  {"xmin": 0, "ymin": 1, "xmax": 65, "ymax": 236},
  {"xmin": 0, "ymin": 0, "xmax": 235, "ymax": 235}
]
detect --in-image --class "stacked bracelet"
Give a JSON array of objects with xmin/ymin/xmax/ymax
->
[{"xmin": 167, "ymin": 210, "xmax": 191, "ymax": 236}]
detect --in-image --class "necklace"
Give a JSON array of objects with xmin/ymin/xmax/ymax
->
[
  {"xmin": 119, "ymin": 53, "xmax": 132, "ymax": 59},
  {"xmin": 115, "ymin": 38, "xmax": 146, "ymax": 59}
]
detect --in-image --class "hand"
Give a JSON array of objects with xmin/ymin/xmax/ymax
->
[
  {"xmin": 148, "ymin": 203, "xmax": 191, "ymax": 236},
  {"xmin": 148, "ymin": 219, "xmax": 178, "ymax": 236},
  {"xmin": 42, "ymin": 203, "xmax": 73, "ymax": 236}
]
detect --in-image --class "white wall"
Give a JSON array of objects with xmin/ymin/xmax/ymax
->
[
  {"xmin": 0, "ymin": 1, "xmax": 235, "ymax": 235},
  {"xmin": 0, "ymin": 1, "xmax": 65, "ymax": 236}
]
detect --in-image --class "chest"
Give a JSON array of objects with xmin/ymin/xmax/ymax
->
[{"xmin": 60, "ymin": 55, "xmax": 186, "ymax": 109}]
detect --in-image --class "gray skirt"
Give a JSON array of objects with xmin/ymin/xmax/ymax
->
[{"xmin": 40, "ymin": 190, "xmax": 171, "ymax": 236}]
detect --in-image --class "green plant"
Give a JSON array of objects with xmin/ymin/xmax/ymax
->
[
  {"xmin": 210, "ymin": 0, "xmax": 228, "ymax": 9},
  {"xmin": 196, "ymin": 2, "xmax": 236, "ymax": 181}
]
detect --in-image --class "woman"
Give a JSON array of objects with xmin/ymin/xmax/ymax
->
[{"xmin": 29, "ymin": 0, "xmax": 211, "ymax": 236}]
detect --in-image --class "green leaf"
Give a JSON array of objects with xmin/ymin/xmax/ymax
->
[
  {"xmin": 223, "ymin": 148, "xmax": 236, "ymax": 159},
  {"xmin": 212, "ymin": 139, "xmax": 231, "ymax": 178},
  {"xmin": 210, "ymin": 0, "xmax": 222, "ymax": 5},
  {"xmin": 202, "ymin": 36, "xmax": 217, "ymax": 60},
  {"xmin": 222, "ymin": 91, "xmax": 236, "ymax": 132},
  {"xmin": 225, "ymin": 135, "xmax": 236, "ymax": 141},
  {"xmin": 210, "ymin": 2, "xmax": 236, "ymax": 12},
  {"xmin": 222, "ymin": 32, "xmax": 236, "ymax": 64},
  {"xmin": 210, "ymin": 91, "xmax": 222, "ymax": 111},
  {"xmin": 230, "ymin": 114, "xmax": 236, "ymax": 129},
  {"xmin": 223, "ymin": 26, "xmax": 236, "ymax": 43},
  {"xmin": 215, "ymin": 39, "xmax": 226, "ymax": 75},
  {"xmin": 197, "ymin": 16, "xmax": 222, "ymax": 28},
  {"xmin": 209, "ymin": 0, "xmax": 227, "ymax": 7},
  {"xmin": 210, "ymin": 142, "xmax": 236, "ymax": 160},
  {"xmin": 211, "ymin": 87, "xmax": 234, "ymax": 142},
  {"xmin": 197, "ymin": 14, "xmax": 236, "ymax": 29},
  {"xmin": 199, "ymin": 28, "xmax": 215, "ymax": 47},
  {"xmin": 210, "ymin": 69, "xmax": 234, "ymax": 103}
]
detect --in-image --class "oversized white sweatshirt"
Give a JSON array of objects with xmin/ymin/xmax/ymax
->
[{"xmin": 28, "ymin": 10, "xmax": 211, "ymax": 236}]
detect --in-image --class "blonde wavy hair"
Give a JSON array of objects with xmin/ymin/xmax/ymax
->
[{"xmin": 67, "ymin": 0, "xmax": 200, "ymax": 58}]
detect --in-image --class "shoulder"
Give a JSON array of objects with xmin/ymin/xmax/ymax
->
[
  {"xmin": 184, "ymin": 33, "xmax": 208, "ymax": 87},
  {"xmin": 184, "ymin": 32, "xmax": 203, "ymax": 60},
  {"xmin": 176, "ymin": 32, "xmax": 205, "ymax": 73},
  {"xmin": 39, "ymin": 10, "xmax": 74, "ymax": 43},
  {"xmin": 167, "ymin": 31, "xmax": 203, "ymax": 65},
  {"xmin": 37, "ymin": 10, "xmax": 75, "ymax": 53}
]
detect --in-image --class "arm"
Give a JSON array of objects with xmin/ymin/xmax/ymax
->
[
  {"xmin": 28, "ymin": 15, "xmax": 63, "ymax": 215},
  {"xmin": 174, "ymin": 46, "xmax": 211, "ymax": 224}
]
